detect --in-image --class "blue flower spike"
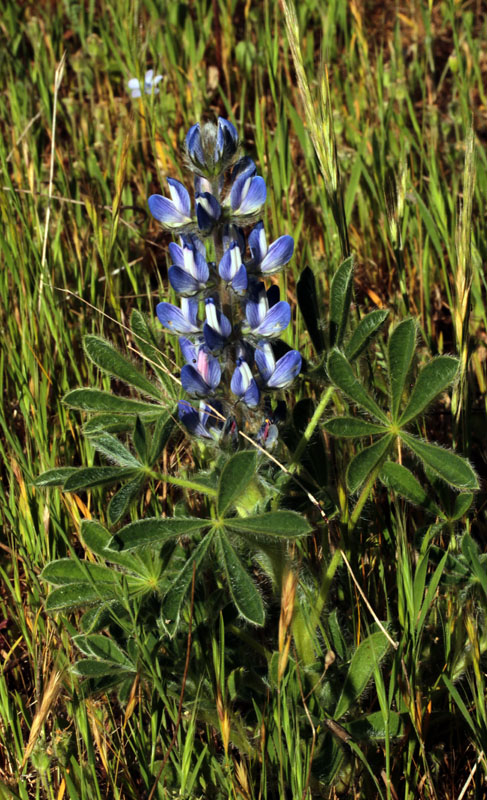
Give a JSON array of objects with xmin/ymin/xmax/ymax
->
[
  {"xmin": 255, "ymin": 342, "xmax": 302, "ymax": 388},
  {"xmin": 248, "ymin": 221, "xmax": 295, "ymax": 275},
  {"xmin": 231, "ymin": 358, "xmax": 260, "ymax": 408},
  {"xmin": 148, "ymin": 178, "xmax": 192, "ymax": 229}
]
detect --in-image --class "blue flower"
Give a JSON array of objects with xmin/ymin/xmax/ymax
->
[
  {"xmin": 156, "ymin": 298, "xmax": 200, "ymax": 334},
  {"xmin": 195, "ymin": 192, "xmax": 222, "ymax": 232},
  {"xmin": 243, "ymin": 282, "xmax": 291, "ymax": 338},
  {"xmin": 128, "ymin": 69, "xmax": 163, "ymax": 98},
  {"xmin": 255, "ymin": 342, "xmax": 302, "ymax": 388},
  {"xmin": 218, "ymin": 242, "xmax": 248, "ymax": 294},
  {"xmin": 179, "ymin": 338, "xmax": 221, "ymax": 396},
  {"xmin": 229, "ymin": 161, "xmax": 267, "ymax": 216},
  {"xmin": 168, "ymin": 240, "xmax": 209, "ymax": 296},
  {"xmin": 178, "ymin": 399, "xmax": 223, "ymax": 440},
  {"xmin": 203, "ymin": 298, "xmax": 232, "ymax": 351},
  {"xmin": 248, "ymin": 221, "xmax": 294, "ymax": 275},
  {"xmin": 186, "ymin": 118, "xmax": 239, "ymax": 176},
  {"xmin": 230, "ymin": 358, "xmax": 260, "ymax": 408},
  {"xmin": 148, "ymin": 179, "xmax": 192, "ymax": 229}
]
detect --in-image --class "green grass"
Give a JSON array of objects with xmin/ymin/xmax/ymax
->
[{"xmin": 1, "ymin": 0, "xmax": 486, "ymax": 797}]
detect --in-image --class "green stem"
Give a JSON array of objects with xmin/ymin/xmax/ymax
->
[
  {"xmin": 288, "ymin": 386, "xmax": 334, "ymax": 474},
  {"xmin": 348, "ymin": 461, "xmax": 384, "ymax": 533}
]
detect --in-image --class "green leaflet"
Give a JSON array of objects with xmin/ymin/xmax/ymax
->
[
  {"xmin": 45, "ymin": 583, "xmax": 118, "ymax": 612},
  {"xmin": 87, "ymin": 431, "xmax": 141, "ymax": 468},
  {"xmin": 401, "ymin": 432, "xmax": 479, "ymax": 490},
  {"xmin": 130, "ymin": 309, "xmax": 179, "ymax": 399},
  {"xmin": 217, "ymin": 532, "xmax": 265, "ymax": 626},
  {"xmin": 73, "ymin": 634, "xmax": 133, "ymax": 666},
  {"xmin": 387, "ymin": 318, "xmax": 416, "ymax": 421},
  {"xmin": 34, "ymin": 467, "xmax": 78, "ymax": 487},
  {"xmin": 323, "ymin": 417, "xmax": 388, "ymax": 438},
  {"xmin": 334, "ymin": 631, "xmax": 391, "ymax": 720},
  {"xmin": 327, "ymin": 349, "xmax": 389, "ymax": 423},
  {"xmin": 329, "ymin": 255, "xmax": 354, "ymax": 347},
  {"xmin": 107, "ymin": 474, "xmax": 146, "ymax": 527},
  {"xmin": 399, "ymin": 356, "xmax": 458, "ymax": 426},
  {"xmin": 63, "ymin": 466, "xmax": 138, "ymax": 491},
  {"xmin": 41, "ymin": 558, "xmax": 120, "ymax": 586},
  {"xmin": 217, "ymin": 451, "xmax": 258, "ymax": 517},
  {"xmin": 84, "ymin": 334, "xmax": 162, "ymax": 400},
  {"xmin": 162, "ymin": 532, "xmax": 214, "ymax": 634},
  {"xmin": 81, "ymin": 519, "xmax": 143, "ymax": 570},
  {"xmin": 296, "ymin": 266, "xmax": 326, "ymax": 354},
  {"xmin": 64, "ymin": 388, "xmax": 161, "ymax": 415},
  {"xmin": 379, "ymin": 462, "xmax": 441, "ymax": 514},
  {"xmin": 225, "ymin": 511, "xmax": 312, "ymax": 538},
  {"xmin": 108, "ymin": 516, "xmax": 210, "ymax": 551},
  {"xmin": 345, "ymin": 309, "xmax": 389, "ymax": 361},
  {"xmin": 347, "ymin": 435, "xmax": 394, "ymax": 493}
]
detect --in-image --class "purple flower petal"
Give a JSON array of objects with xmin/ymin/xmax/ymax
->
[
  {"xmin": 267, "ymin": 350, "xmax": 302, "ymax": 388},
  {"xmin": 218, "ymin": 242, "xmax": 241, "ymax": 281},
  {"xmin": 248, "ymin": 221, "xmax": 267, "ymax": 263},
  {"xmin": 148, "ymin": 194, "xmax": 191, "ymax": 226},
  {"xmin": 168, "ymin": 266, "xmax": 202, "ymax": 296},
  {"xmin": 128, "ymin": 78, "xmax": 141, "ymax": 90},
  {"xmin": 178, "ymin": 400, "xmax": 213, "ymax": 438},
  {"xmin": 255, "ymin": 342, "xmax": 275, "ymax": 382},
  {"xmin": 179, "ymin": 336, "xmax": 199, "ymax": 364},
  {"xmin": 243, "ymin": 381, "xmax": 260, "ymax": 408},
  {"xmin": 186, "ymin": 124, "xmax": 205, "ymax": 167},
  {"xmin": 156, "ymin": 300, "xmax": 200, "ymax": 334},
  {"xmin": 231, "ymin": 264, "xmax": 248, "ymax": 295},
  {"xmin": 216, "ymin": 117, "xmax": 238, "ymax": 159},
  {"xmin": 181, "ymin": 365, "xmax": 212, "ymax": 396},
  {"xmin": 195, "ymin": 192, "xmax": 221, "ymax": 231},
  {"xmin": 169, "ymin": 242, "xmax": 184, "ymax": 267},
  {"xmin": 254, "ymin": 301, "xmax": 291, "ymax": 337},
  {"xmin": 260, "ymin": 235, "xmax": 294, "ymax": 274},
  {"xmin": 167, "ymin": 178, "xmax": 191, "ymax": 218}
]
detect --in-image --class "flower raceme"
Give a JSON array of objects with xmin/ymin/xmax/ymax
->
[
  {"xmin": 127, "ymin": 69, "xmax": 163, "ymax": 97},
  {"xmin": 150, "ymin": 118, "xmax": 301, "ymax": 447}
]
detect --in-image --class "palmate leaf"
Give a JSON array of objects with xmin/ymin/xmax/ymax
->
[
  {"xmin": 388, "ymin": 318, "xmax": 416, "ymax": 421},
  {"xmin": 327, "ymin": 349, "xmax": 389, "ymax": 423},
  {"xmin": 345, "ymin": 309, "xmax": 389, "ymax": 361},
  {"xmin": 400, "ymin": 432, "xmax": 479, "ymax": 491},
  {"xmin": 399, "ymin": 356, "xmax": 458, "ymax": 426},
  {"xmin": 323, "ymin": 417, "xmax": 388, "ymax": 438},
  {"xmin": 217, "ymin": 451, "xmax": 258, "ymax": 517},
  {"xmin": 329, "ymin": 255, "xmax": 354, "ymax": 347},
  {"xmin": 346, "ymin": 435, "xmax": 394, "ymax": 493},
  {"xmin": 217, "ymin": 532, "xmax": 265, "ymax": 626},
  {"xmin": 84, "ymin": 335, "xmax": 162, "ymax": 400}
]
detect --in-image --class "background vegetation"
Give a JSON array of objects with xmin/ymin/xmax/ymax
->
[{"xmin": 1, "ymin": 0, "xmax": 486, "ymax": 797}]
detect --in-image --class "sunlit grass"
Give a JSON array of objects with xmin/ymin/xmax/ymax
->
[{"xmin": 1, "ymin": 0, "xmax": 486, "ymax": 797}]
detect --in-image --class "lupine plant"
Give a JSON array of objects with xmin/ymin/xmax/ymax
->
[{"xmin": 35, "ymin": 118, "xmax": 312, "ymax": 681}]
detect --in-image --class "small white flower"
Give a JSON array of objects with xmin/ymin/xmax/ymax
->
[{"xmin": 127, "ymin": 69, "xmax": 163, "ymax": 98}]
